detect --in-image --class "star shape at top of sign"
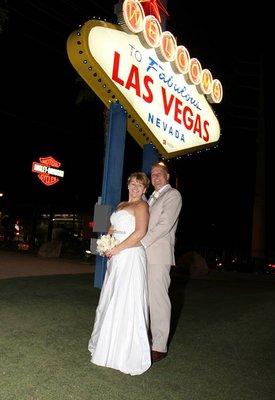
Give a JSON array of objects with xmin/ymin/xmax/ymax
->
[{"xmin": 139, "ymin": 0, "xmax": 169, "ymax": 23}]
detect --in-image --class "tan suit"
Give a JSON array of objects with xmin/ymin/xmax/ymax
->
[{"xmin": 142, "ymin": 184, "xmax": 182, "ymax": 352}]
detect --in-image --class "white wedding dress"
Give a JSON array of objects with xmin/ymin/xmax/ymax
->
[{"xmin": 88, "ymin": 210, "xmax": 151, "ymax": 375}]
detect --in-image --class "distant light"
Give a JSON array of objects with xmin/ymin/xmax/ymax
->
[
  {"xmin": 0, "ymin": 193, "xmax": 3, "ymax": 197},
  {"xmin": 85, "ymin": 250, "xmax": 92, "ymax": 254}
]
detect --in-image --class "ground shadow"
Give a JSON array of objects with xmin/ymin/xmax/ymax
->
[{"xmin": 168, "ymin": 267, "xmax": 190, "ymax": 349}]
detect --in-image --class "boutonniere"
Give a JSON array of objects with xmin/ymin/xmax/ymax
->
[
  {"xmin": 153, "ymin": 191, "xmax": 160, "ymax": 199},
  {"xmin": 149, "ymin": 191, "xmax": 160, "ymax": 206}
]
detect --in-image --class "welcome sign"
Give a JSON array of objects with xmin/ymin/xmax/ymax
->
[{"xmin": 67, "ymin": 0, "xmax": 222, "ymax": 158}]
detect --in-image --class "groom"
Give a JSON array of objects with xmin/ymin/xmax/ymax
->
[{"xmin": 142, "ymin": 162, "xmax": 182, "ymax": 362}]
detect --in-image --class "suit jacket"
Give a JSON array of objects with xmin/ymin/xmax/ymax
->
[{"xmin": 142, "ymin": 184, "xmax": 182, "ymax": 265}]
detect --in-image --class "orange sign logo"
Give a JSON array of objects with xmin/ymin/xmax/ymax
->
[{"xmin": 32, "ymin": 156, "xmax": 64, "ymax": 186}]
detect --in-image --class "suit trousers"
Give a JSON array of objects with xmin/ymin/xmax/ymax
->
[{"xmin": 147, "ymin": 263, "xmax": 171, "ymax": 352}]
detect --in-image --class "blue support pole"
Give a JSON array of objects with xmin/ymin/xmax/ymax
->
[
  {"xmin": 94, "ymin": 103, "xmax": 127, "ymax": 289},
  {"xmin": 142, "ymin": 143, "xmax": 159, "ymax": 175}
]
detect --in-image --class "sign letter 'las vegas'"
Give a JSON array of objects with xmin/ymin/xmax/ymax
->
[{"xmin": 67, "ymin": 0, "xmax": 223, "ymax": 158}]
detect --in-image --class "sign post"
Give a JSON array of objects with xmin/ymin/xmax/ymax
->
[
  {"xmin": 94, "ymin": 103, "xmax": 127, "ymax": 288},
  {"xmin": 142, "ymin": 143, "xmax": 158, "ymax": 175}
]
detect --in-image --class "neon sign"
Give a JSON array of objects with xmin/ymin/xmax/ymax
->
[
  {"xmin": 32, "ymin": 156, "xmax": 64, "ymax": 186},
  {"xmin": 139, "ymin": 0, "xmax": 169, "ymax": 23},
  {"xmin": 67, "ymin": 0, "xmax": 223, "ymax": 158}
]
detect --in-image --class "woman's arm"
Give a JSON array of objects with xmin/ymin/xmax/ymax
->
[{"xmin": 105, "ymin": 202, "xmax": 149, "ymax": 257}]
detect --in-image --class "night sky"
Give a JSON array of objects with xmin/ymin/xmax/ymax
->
[{"xmin": 0, "ymin": 1, "xmax": 269, "ymax": 255}]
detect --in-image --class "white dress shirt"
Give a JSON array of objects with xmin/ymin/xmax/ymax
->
[{"xmin": 148, "ymin": 184, "xmax": 169, "ymax": 206}]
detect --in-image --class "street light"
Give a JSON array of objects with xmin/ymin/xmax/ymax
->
[{"xmin": 0, "ymin": 193, "xmax": 4, "ymax": 221}]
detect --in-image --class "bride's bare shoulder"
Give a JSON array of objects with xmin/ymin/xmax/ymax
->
[
  {"xmin": 116, "ymin": 201, "xmax": 127, "ymax": 211},
  {"xmin": 135, "ymin": 201, "xmax": 149, "ymax": 212}
]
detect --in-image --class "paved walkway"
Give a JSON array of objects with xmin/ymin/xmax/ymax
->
[
  {"xmin": 1, "ymin": 250, "xmax": 274, "ymax": 282},
  {"xmin": 0, "ymin": 250, "xmax": 94, "ymax": 279}
]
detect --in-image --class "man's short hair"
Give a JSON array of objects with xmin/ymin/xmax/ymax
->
[{"xmin": 151, "ymin": 161, "xmax": 169, "ymax": 174}]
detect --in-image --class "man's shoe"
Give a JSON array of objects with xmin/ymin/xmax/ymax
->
[{"xmin": 151, "ymin": 351, "xmax": 167, "ymax": 363}]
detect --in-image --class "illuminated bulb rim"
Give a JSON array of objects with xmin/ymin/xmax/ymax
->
[
  {"xmin": 120, "ymin": 0, "xmax": 222, "ymax": 101},
  {"xmin": 173, "ymin": 45, "xmax": 190, "ymax": 74},
  {"xmin": 122, "ymin": 0, "xmax": 145, "ymax": 33},
  {"xmin": 142, "ymin": 15, "xmax": 162, "ymax": 48},
  {"xmin": 76, "ymin": 20, "xmax": 223, "ymax": 108},
  {"xmin": 199, "ymin": 69, "xmax": 213, "ymax": 95},
  {"xmin": 187, "ymin": 58, "xmax": 202, "ymax": 85},
  {"xmin": 207, "ymin": 79, "xmax": 223, "ymax": 103},
  {"xmin": 159, "ymin": 31, "xmax": 177, "ymax": 62}
]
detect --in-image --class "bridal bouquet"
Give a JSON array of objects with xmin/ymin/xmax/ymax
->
[{"xmin": 96, "ymin": 234, "xmax": 119, "ymax": 256}]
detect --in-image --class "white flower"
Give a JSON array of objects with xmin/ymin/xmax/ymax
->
[
  {"xmin": 96, "ymin": 234, "xmax": 119, "ymax": 256},
  {"xmin": 149, "ymin": 191, "xmax": 160, "ymax": 205},
  {"xmin": 152, "ymin": 191, "xmax": 160, "ymax": 199}
]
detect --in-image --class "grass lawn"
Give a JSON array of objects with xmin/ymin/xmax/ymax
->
[{"xmin": 0, "ymin": 272, "xmax": 274, "ymax": 400}]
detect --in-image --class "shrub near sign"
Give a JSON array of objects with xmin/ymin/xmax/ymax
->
[{"xmin": 67, "ymin": 0, "xmax": 222, "ymax": 158}]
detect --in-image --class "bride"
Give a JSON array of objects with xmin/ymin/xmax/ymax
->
[{"xmin": 88, "ymin": 172, "xmax": 151, "ymax": 375}]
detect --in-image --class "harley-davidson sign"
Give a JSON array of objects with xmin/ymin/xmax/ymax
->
[
  {"xmin": 67, "ymin": 0, "xmax": 222, "ymax": 158},
  {"xmin": 32, "ymin": 156, "xmax": 64, "ymax": 186}
]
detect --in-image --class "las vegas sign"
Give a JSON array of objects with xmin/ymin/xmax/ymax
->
[{"xmin": 67, "ymin": 0, "xmax": 223, "ymax": 159}]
